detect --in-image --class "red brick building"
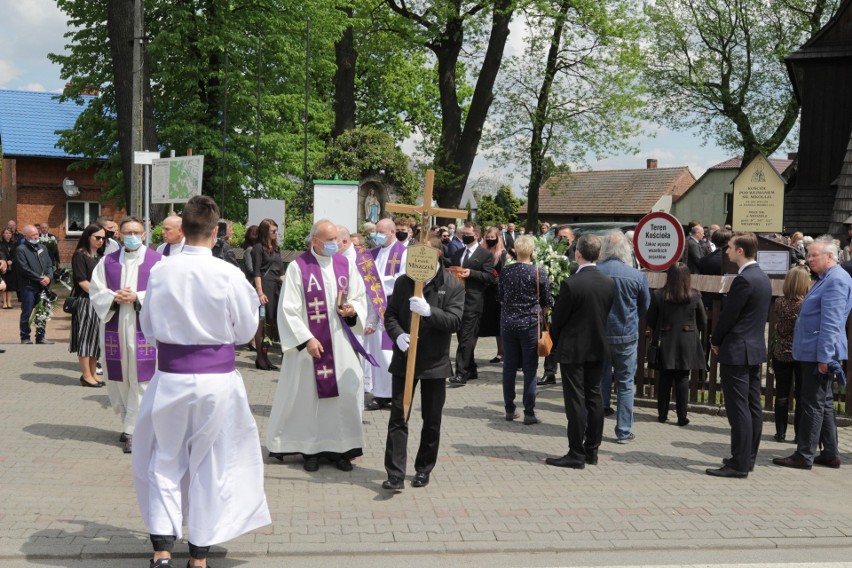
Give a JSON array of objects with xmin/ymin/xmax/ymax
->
[{"xmin": 0, "ymin": 90, "xmax": 120, "ymax": 263}]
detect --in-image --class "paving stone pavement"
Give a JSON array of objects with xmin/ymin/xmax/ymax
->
[{"xmin": 1, "ymin": 308, "xmax": 851, "ymax": 560}]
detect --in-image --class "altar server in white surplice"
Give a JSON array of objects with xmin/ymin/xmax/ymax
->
[
  {"xmin": 89, "ymin": 217, "xmax": 162, "ymax": 454},
  {"xmin": 267, "ymin": 219, "xmax": 369, "ymax": 473},
  {"xmin": 133, "ymin": 196, "xmax": 271, "ymax": 568},
  {"xmin": 363, "ymin": 218, "xmax": 407, "ymax": 411}
]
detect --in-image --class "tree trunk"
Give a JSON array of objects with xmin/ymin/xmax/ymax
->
[
  {"xmin": 333, "ymin": 7, "xmax": 357, "ymax": 137},
  {"xmin": 525, "ymin": 1, "xmax": 569, "ymax": 233},
  {"xmin": 106, "ymin": 0, "xmax": 157, "ymax": 210}
]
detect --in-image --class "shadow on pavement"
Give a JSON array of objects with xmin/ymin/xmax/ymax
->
[
  {"xmin": 33, "ymin": 359, "xmax": 81, "ymax": 372},
  {"xmin": 24, "ymin": 423, "xmax": 122, "ymax": 447},
  {"xmin": 263, "ymin": 453, "xmax": 395, "ymax": 500},
  {"xmin": 20, "ymin": 372, "xmax": 80, "ymax": 387},
  {"xmin": 450, "ymin": 443, "xmax": 548, "ymax": 464}
]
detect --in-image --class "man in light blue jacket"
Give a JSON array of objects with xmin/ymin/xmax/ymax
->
[
  {"xmin": 774, "ymin": 236, "xmax": 852, "ymax": 470},
  {"xmin": 598, "ymin": 231, "xmax": 650, "ymax": 443}
]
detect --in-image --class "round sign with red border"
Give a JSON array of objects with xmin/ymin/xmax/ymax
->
[{"xmin": 633, "ymin": 211, "xmax": 685, "ymax": 271}]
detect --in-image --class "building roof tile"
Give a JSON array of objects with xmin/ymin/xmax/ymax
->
[{"xmin": 0, "ymin": 90, "xmax": 96, "ymax": 159}]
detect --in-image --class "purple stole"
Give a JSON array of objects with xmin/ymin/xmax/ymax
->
[
  {"xmin": 103, "ymin": 247, "xmax": 162, "ymax": 382},
  {"xmin": 354, "ymin": 245, "xmax": 394, "ymax": 350},
  {"xmin": 371, "ymin": 240, "xmax": 406, "ymax": 277},
  {"xmin": 295, "ymin": 251, "xmax": 378, "ymax": 399},
  {"xmin": 162, "ymin": 243, "xmax": 171, "ymax": 256}
]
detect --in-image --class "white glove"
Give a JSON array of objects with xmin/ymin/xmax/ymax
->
[
  {"xmin": 396, "ymin": 333, "xmax": 411, "ymax": 352},
  {"xmin": 409, "ymin": 296, "xmax": 432, "ymax": 317}
]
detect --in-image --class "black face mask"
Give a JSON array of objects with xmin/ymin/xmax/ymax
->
[
  {"xmin": 441, "ymin": 237, "xmax": 450, "ymax": 244},
  {"xmin": 462, "ymin": 235, "xmax": 476, "ymax": 245},
  {"xmin": 485, "ymin": 238, "xmax": 498, "ymax": 247},
  {"xmin": 105, "ymin": 230, "xmax": 115, "ymax": 240},
  {"xmin": 395, "ymin": 231, "xmax": 409, "ymax": 242}
]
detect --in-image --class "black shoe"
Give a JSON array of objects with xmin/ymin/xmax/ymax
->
[
  {"xmin": 0, "ymin": 348, "xmax": 5, "ymax": 353},
  {"xmin": 149, "ymin": 559, "xmax": 173, "ymax": 567},
  {"xmin": 773, "ymin": 433, "xmax": 786, "ymax": 442},
  {"xmin": 677, "ymin": 418, "xmax": 690, "ymax": 426},
  {"xmin": 382, "ymin": 476, "xmax": 404, "ymax": 491},
  {"xmin": 303, "ymin": 456, "xmax": 319, "ymax": 471},
  {"xmin": 448, "ymin": 376, "xmax": 466, "ymax": 387},
  {"xmin": 336, "ymin": 458, "xmax": 353, "ymax": 472},
  {"xmin": 705, "ymin": 465, "xmax": 748, "ymax": 478},
  {"xmin": 772, "ymin": 455, "xmax": 812, "ymax": 470},
  {"xmin": 268, "ymin": 452, "xmax": 284, "ymax": 462},
  {"xmin": 813, "ymin": 454, "xmax": 841, "ymax": 469},
  {"xmin": 119, "ymin": 432, "xmax": 129, "ymax": 443},
  {"xmin": 489, "ymin": 356, "xmax": 503, "ymax": 363},
  {"xmin": 721, "ymin": 457, "xmax": 754, "ymax": 472},
  {"xmin": 123, "ymin": 435, "xmax": 133, "ymax": 454},
  {"xmin": 20, "ymin": 339, "xmax": 32, "ymax": 344},
  {"xmin": 523, "ymin": 415, "xmax": 541, "ymax": 425},
  {"xmin": 658, "ymin": 416, "xmax": 668, "ymax": 423},
  {"xmin": 365, "ymin": 399, "xmax": 383, "ymax": 411},
  {"xmin": 505, "ymin": 411, "xmax": 519, "ymax": 421},
  {"xmin": 411, "ymin": 472, "xmax": 430, "ymax": 488},
  {"xmin": 467, "ymin": 372, "xmax": 478, "ymax": 381},
  {"xmin": 603, "ymin": 407, "xmax": 615, "ymax": 417},
  {"xmin": 537, "ymin": 374, "xmax": 556, "ymax": 386},
  {"xmin": 36, "ymin": 339, "xmax": 54, "ymax": 345},
  {"xmin": 545, "ymin": 454, "xmax": 585, "ymax": 469},
  {"xmin": 80, "ymin": 376, "xmax": 103, "ymax": 388},
  {"xmin": 585, "ymin": 452, "xmax": 598, "ymax": 465}
]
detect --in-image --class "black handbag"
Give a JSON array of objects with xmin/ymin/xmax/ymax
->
[
  {"xmin": 646, "ymin": 317, "xmax": 662, "ymax": 370},
  {"xmin": 63, "ymin": 294, "xmax": 80, "ymax": 315}
]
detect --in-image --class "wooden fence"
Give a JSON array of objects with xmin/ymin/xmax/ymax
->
[{"xmin": 637, "ymin": 273, "xmax": 851, "ymax": 417}]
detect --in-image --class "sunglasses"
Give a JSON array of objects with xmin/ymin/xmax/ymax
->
[{"xmin": 93, "ymin": 236, "xmax": 105, "ymax": 241}]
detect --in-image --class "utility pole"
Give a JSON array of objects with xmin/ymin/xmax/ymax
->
[{"xmin": 130, "ymin": 0, "xmax": 144, "ymax": 218}]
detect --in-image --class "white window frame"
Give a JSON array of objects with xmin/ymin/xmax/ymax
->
[{"xmin": 65, "ymin": 201, "xmax": 101, "ymax": 236}]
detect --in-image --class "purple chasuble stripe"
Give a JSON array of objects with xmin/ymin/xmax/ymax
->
[
  {"xmin": 103, "ymin": 247, "xmax": 162, "ymax": 382},
  {"xmin": 158, "ymin": 343, "xmax": 236, "ymax": 374},
  {"xmin": 354, "ymin": 245, "xmax": 393, "ymax": 350}
]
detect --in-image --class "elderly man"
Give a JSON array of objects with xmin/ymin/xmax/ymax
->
[
  {"xmin": 38, "ymin": 223, "xmax": 61, "ymax": 266},
  {"xmin": 90, "ymin": 217, "xmax": 163, "ymax": 453},
  {"xmin": 267, "ymin": 219, "xmax": 369, "ymax": 472},
  {"xmin": 156, "ymin": 215, "xmax": 185, "ymax": 257},
  {"xmin": 15, "ymin": 224, "xmax": 54, "ymax": 344},
  {"xmin": 686, "ymin": 224, "xmax": 706, "ymax": 274},
  {"xmin": 598, "ymin": 231, "xmax": 650, "ymax": 443},
  {"xmin": 774, "ymin": 237, "xmax": 852, "ymax": 470},
  {"xmin": 707, "ymin": 232, "xmax": 771, "ymax": 478}
]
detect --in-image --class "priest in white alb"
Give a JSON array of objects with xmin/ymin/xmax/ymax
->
[
  {"xmin": 89, "ymin": 217, "xmax": 162, "ymax": 454},
  {"xmin": 267, "ymin": 219, "xmax": 370, "ymax": 473},
  {"xmin": 363, "ymin": 218, "xmax": 407, "ymax": 411}
]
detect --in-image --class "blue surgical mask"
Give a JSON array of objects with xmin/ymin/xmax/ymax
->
[
  {"xmin": 124, "ymin": 235, "xmax": 143, "ymax": 251},
  {"xmin": 373, "ymin": 233, "xmax": 387, "ymax": 246},
  {"xmin": 323, "ymin": 241, "xmax": 339, "ymax": 256}
]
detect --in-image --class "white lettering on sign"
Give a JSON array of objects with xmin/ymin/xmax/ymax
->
[{"xmin": 633, "ymin": 212, "xmax": 685, "ymax": 271}]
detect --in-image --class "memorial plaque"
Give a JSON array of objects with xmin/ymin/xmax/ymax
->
[
  {"xmin": 406, "ymin": 244, "xmax": 440, "ymax": 282},
  {"xmin": 732, "ymin": 153, "xmax": 785, "ymax": 232}
]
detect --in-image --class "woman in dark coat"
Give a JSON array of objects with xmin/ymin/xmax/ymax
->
[
  {"xmin": 251, "ymin": 219, "xmax": 283, "ymax": 370},
  {"xmin": 646, "ymin": 262, "xmax": 707, "ymax": 426},
  {"xmin": 70, "ymin": 224, "xmax": 106, "ymax": 387},
  {"xmin": 0, "ymin": 227, "xmax": 19, "ymax": 308}
]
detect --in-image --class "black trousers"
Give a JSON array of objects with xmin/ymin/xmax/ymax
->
[
  {"xmin": 384, "ymin": 374, "xmax": 447, "ymax": 479},
  {"xmin": 772, "ymin": 358, "xmax": 802, "ymax": 439},
  {"xmin": 658, "ymin": 369, "xmax": 690, "ymax": 422},
  {"xmin": 720, "ymin": 363, "xmax": 763, "ymax": 472},
  {"xmin": 560, "ymin": 362, "xmax": 604, "ymax": 459},
  {"xmin": 454, "ymin": 309, "xmax": 481, "ymax": 379}
]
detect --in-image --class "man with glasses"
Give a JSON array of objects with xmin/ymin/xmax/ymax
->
[{"xmin": 90, "ymin": 217, "xmax": 163, "ymax": 453}]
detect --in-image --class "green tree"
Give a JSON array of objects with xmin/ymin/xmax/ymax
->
[
  {"xmin": 644, "ymin": 0, "xmax": 838, "ymax": 162},
  {"xmin": 313, "ymin": 126, "xmax": 420, "ymax": 204},
  {"xmin": 494, "ymin": 185, "xmax": 522, "ymax": 223},
  {"xmin": 486, "ymin": 0, "xmax": 647, "ymax": 233},
  {"xmin": 475, "ymin": 193, "xmax": 506, "ymax": 229}
]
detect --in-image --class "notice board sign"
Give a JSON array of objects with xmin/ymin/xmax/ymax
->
[{"xmin": 732, "ymin": 153, "xmax": 785, "ymax": 232}]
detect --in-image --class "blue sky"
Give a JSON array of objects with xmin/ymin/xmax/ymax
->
[{"xmin": 0, "ymin": 0, "xmax": 756, "ymax": 196}]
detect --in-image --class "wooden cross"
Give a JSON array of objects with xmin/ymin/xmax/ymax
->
[{"xmin": 383, "ymin": 169, "xmax": 468, "ymax": 422}]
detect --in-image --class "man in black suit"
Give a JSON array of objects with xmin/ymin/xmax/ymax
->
[
  {"xmin": 502, "ymin": 222, "xmax": 516, "ymax": 257},
  {"xmin": 381, "ymin": 246, "xmax": 466, "ymax": 491},
  {"xmin": 698, "ymin": 228, "xmax": 732, "ymax": 310},
  {"xmin": 707, "ymin": 232, "xmax": 772, "ymax": 478},
  {"xmin": 545, "ymin": 235, "xmax": 615, "ymax": 469},
  {"xmin": 448, "ymin": 222, "xmax": 495, "ymax": 386},
  {"xmin": 686, "ymin": 224, "xmax": 706, "ymax": 274}
]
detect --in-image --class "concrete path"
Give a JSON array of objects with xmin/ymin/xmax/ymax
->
[{"xmin": 0, "ymin": 306, "xmax": 851, "ymax": 563}]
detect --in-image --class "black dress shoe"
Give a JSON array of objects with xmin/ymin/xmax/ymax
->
[
  {"xmin": 36, "ymin": 339, "xmax": 54, "ymax": 345},
  {"xmin": 603, "ymin": 407, "xmax": 615, "ymax": 417},
  {"xmin": 585, "ymin": 452, "xmax": 598, "ymax": 465},
  {"xmin": 705, "ymin": 465, "xmax": 748, "ymax": 478},
  {"xmin": 80, "ymin": 376, "xmax": 103, "ymax": 388},
  {"xmin": 365, "ymin": 399, "xmax": 383, "ymax": 411},
  {"xmin": 677, "ymin": 418, "xmax": 690, "ymax": 426},
  {"xmin": 721, "ymin": 457, "xmax": 754, "ymax": 472},
  {"xmin": 335, "ymin": 458, "xmax": 353, "ymax": 472},
  {"xmin": 119, "ymin": 432, "xmax": 129, "ymax": 443},
  {"xmin": 269, "ymin": 452, "xmax": 285, "ymax": 462},
  {"xmin": 123, "ymin": 435, "xmax": 133, "ymax": 454},
  {"xmin": 20, "ymin": 339, "xmax": 32, "ymax": 344},
  {"xmin": 411, "ymin": 472, "xmax": 430, "ymax": 488},
  {"xmin": 537, "ymin": 374, "xmax": 556, "ymax": 386},
  {"xmin": 448, "ymin": 376, "xmax": 466, "ymax": 387},
  {"xmin": 489, "ymin": 356, "xmax": 503, "ymax": 363},
  {"xmin": 545, "ymin": 454, "xmax": 585, "ymax": 469},
  {"xmin": 523, "ymin": 415, "xmax": 541, "ymax": 425},
  {"xmin": 382, "ymin": 476, "xmax": 404, "ymax": 491},
  {"xmin": 303, "ymin": 456, "xmax": 320, "ymax": 471},
  {"xmin": 772, "ymin": 455, "xmax": 812, "ymax": 470},
  {"xmin": 813, "ymin": 454, "xmax": 841, "ymax": 468},
  {"xmin": 149, "ymin": 558, "xmax": 173, "ymax": 567}
]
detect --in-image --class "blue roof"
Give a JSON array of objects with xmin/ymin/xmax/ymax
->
[{"xmin": 0, "ymin": 90, "xmax": 96, "ymax": 159}]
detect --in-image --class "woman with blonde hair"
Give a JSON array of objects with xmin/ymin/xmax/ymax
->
[{"xmin": 770, "ymin": 266, "xmax": 811, "ymax": 442}]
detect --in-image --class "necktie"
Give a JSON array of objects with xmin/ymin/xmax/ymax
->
[{"xmin": 462, "ymin": 248, "xmax": 470, "ymax": 267}]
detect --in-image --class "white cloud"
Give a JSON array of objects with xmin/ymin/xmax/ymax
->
[
  {"xmin": 0, "ymin": 0, "xmax": 68, "ymax": 91},
  {"xmin": 19, "ymin": 83, "xmax": 47, "ymax": 92},
  {"xmin": 0, "ymin": 59, "xmax": 20, "ymax": 86}
]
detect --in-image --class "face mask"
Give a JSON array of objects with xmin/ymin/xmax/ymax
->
[
  {"xmin": 485, "ymin": 238, "xmax": 498, "ymax": 247},
  {"xmin": 105, "ymin": 230, "xmax": 115, "ymax": 240},
  {"xmin": 28, "ymin": 238, "xmax": 40, "ymax": 245},
  {"xmin": 462, "ymin": 235, "xmax": 476, "ymax": 245},
  {"xmin": 441, "ymin": 237, "xmax": 449, "ymax": 244},
  {"xmin": 373, "ymin": 233, "xmax": 387, "ymax": 246},
  {"xmin": 322, "ymin": 241, "xmax": 339, "ymax": 256},
  {"xmin": 448, "ymin": 229, "xmax": 455, "ymax": 236},
  {"xmin": 124, "ymin": 235, "xmax": 143, "ymax": 251},
  {"xmin": 396, "ymin": 231, "xmax": 409, "ymax": 242}
]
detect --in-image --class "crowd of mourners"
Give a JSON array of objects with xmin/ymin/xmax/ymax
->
[{"xmin": 1, "ymin": 210, "xmax": 850, "ymax": 567}]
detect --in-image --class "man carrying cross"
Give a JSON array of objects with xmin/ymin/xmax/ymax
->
[{"xmin": 266, "ymin": 219, "xmax": 370, "ymax": 472}]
